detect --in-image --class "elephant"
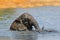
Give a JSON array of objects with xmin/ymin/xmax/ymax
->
[{"xmin": 10, "ymin": 13, "xmax": 42, "ymax": 32}]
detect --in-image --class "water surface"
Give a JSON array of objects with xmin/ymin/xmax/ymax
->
[{"xmin": 0, "ymin": 6, "xmax": 60, "ymax": 40}]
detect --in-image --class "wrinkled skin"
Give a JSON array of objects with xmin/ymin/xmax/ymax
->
[
  {"xmin": 10, "ymin": 20, "xmax": 28, "ymax": 31},
  {"xmin": 10, "ymin": 13, "xmax": 42, "ymax": 32}
]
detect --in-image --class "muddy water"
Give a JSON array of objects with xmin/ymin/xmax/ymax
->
[{"xmin": 0, "ymin": 7, "xmax": 60, "ymax": 40}]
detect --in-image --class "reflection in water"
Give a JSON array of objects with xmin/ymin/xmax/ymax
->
[
  {"xmin": 11, "ymin": 31, "xmax": 38, "ymax": 40},
  {"xmin": 0, "ymin": 8, "xmax": 16, "ymax": 21}
]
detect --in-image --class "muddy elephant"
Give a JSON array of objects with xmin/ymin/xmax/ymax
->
[{"xmin": 10, "ymin": 13, "xmax": 42, "ymax": 32}]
